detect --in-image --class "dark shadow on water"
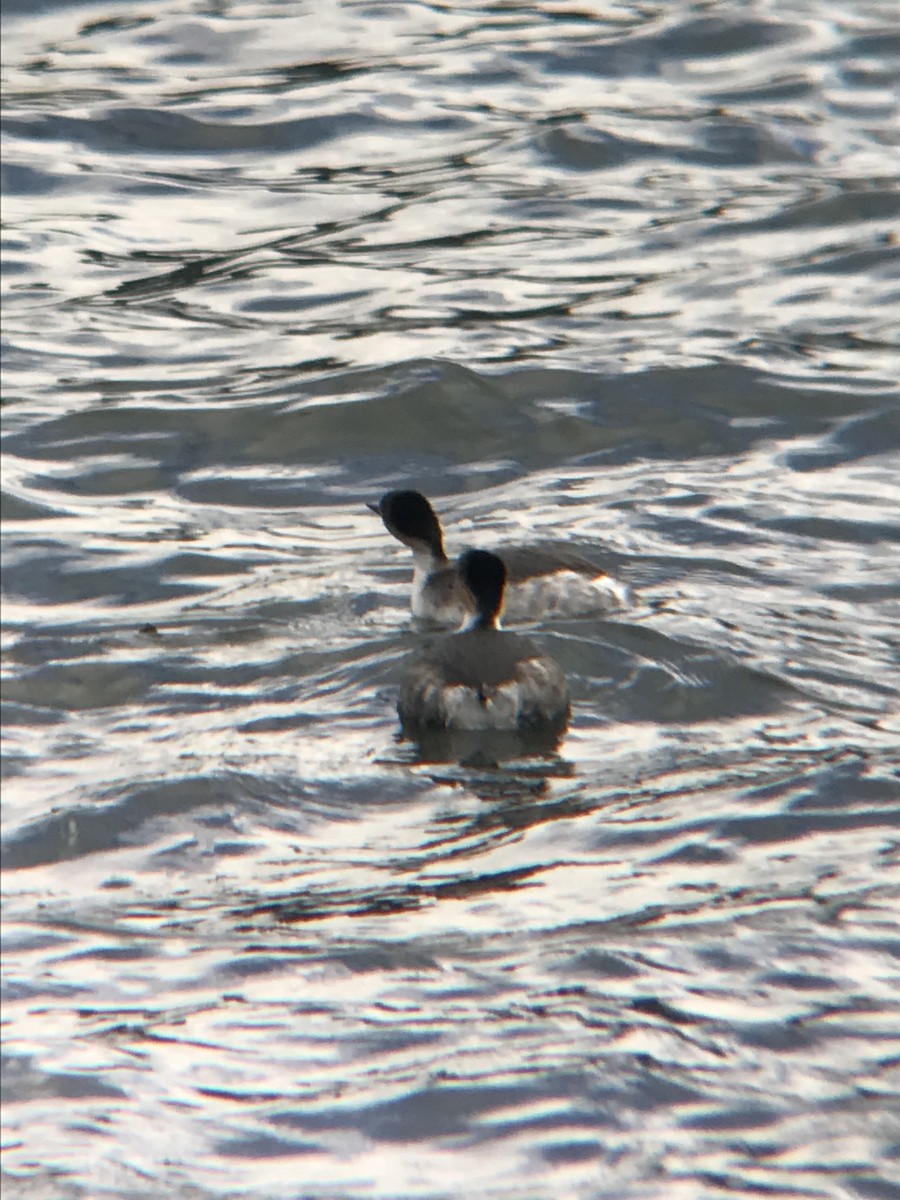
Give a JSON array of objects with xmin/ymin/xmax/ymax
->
[
  {"xmin": 238, "ymin": 862, "xmax": 546, "ymax": 926},
  {"xmin": 397, "ymin": 721, "xmax": 569, "ymax": 768},
  {"xmin": 0, "ymin": 772, "xmax": 305, "ymax": 871}
]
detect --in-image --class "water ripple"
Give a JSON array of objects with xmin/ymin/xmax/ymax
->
[{"xmin": 3, "ymin": 0, "xmax": 899, "ymax": 1197}]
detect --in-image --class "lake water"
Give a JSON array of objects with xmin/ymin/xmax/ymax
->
[{"xmin": 2, "ymin": 1, "xmax": 899, "ymax": 1197}]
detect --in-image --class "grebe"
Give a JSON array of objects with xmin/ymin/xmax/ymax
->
[
  {"xmin": 369, "ymin": 489, "xmax": 628, "ymax": 627},
  {"xmin": 398, "ymin": 549, "xmax": 571, "ymax": 732}
]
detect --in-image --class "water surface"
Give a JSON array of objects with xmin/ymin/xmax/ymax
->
[{"xmin": 2, "ymin": 1, "xmax": 899, "ymax": 1197}]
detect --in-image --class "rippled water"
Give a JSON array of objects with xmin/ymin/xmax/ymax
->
[{"xmin": 3, "ymin": 1, "xmax": 899, "ymax": 1197}]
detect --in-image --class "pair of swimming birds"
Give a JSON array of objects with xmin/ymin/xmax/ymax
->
[{"xmin": 369, "ymin": 490, "xmax": 627, "ymax": 735}]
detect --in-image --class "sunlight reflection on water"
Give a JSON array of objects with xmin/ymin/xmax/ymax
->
[{"xmin": 3, "ymin": 0, "xmax": 900, "ymax": 1196}]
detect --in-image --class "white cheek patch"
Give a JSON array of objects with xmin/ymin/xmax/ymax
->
[
  {"xmin": 411, "ymin": 555, "xmax": 470, "ymax": 628},
  {"xmin": 410, "ymin": 553, "xmax": 438, "ymax": 611},
  {"xmin": 417, "ymin": 599, "xmax": 469, "ymax": 630}
]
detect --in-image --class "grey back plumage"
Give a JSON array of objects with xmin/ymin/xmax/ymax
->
[
  {"xmin": 497, "ymin": 544, "xmax": 602, "ymax": 581},
  {"xmin": 398, "ymin": 631, "xmax": 570, "ymax": 731}
]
